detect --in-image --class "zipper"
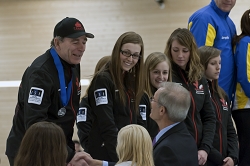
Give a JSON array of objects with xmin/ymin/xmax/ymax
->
[
  {"xmin": 125, "ymin": 91, "xmax": 132, "ymax": 124},
  {"xmin": 179, "ymin": 69, "xmax": 198, "ymax": 143},
  {"xmin": 211, "ymin": 81, "xmax": 223, "ymax": 153}
]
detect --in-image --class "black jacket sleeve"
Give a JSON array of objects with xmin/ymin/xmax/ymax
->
[
  {"xmin": 88, "ymin": 74, "xmax": 118, "ymax": 161},
  {"xmin": 199, "ymin": 78, "xmax": 216, "ymax": 154},
  {"xmin": 77, "ymin": 96, "xmax": 92, "ymax": 151},
  {"xmin": 208, "ymin": 147, "xmax": 224, "ymax": 165},
  {"xmin": 66, "ymin": 146, "xmax": 76, "ymax": 163},
  {"xmin": 23, "ymin": 70, "xmax": 53, "ymax": 129},
  {"xmin": 225, "ymin": 97, "xmax": 239, "ymax": 164}
]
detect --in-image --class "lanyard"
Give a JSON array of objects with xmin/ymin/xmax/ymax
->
[{"xmin": 50, "ymin": 48, "xmax": 72, "ymax": 107}]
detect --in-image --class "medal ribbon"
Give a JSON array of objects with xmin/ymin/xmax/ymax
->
[{"xmin": 50, "ymin": 48, "xmax": 72, "ymax": 107}]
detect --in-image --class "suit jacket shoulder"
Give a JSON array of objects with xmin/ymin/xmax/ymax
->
[{"xmin": 153, "ymin": 122, "xmax": 198, "ymax": 166}]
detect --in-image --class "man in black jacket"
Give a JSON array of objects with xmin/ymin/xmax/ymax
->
[{"xmin": 6, "ymin": 17, "xmax": 94, "ymax": 166}]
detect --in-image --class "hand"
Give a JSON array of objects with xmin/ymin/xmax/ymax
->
[
  {"xmin": 198, "ymin": 150, "xmax": 208, "ymax": 165},
  {"xmin": 223, "ymin": 157, "xmax": 234, "ymax": 166},
  {"xmin": 67, "ymin": 152, "xmax": 92, "ymax": 166},
  {"xmin": 84, "ymin": 158, "xmax": 103, "ymax": 166}
]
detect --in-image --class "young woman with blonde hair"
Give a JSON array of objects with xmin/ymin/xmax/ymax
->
[
  {"xmin": 142, "ymin": 52, "xmax": 171, "ymax": 139},
  {"xmin": 115, "ymin": 124, "xmax": 154, "ymax": 166}
]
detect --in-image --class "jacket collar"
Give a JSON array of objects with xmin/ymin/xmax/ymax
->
[
  {"xmin": 210, "ymin": 0, "xmax": 230, "ymax": 18},
  {"xmin": 153, "ymin": 122, "xmax": 185, "ymax": 149}
]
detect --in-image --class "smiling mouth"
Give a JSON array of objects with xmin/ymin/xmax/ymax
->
[
  {"xmin": 73, "ymin": 54, "xmax": 82, "ymax": 57},
  {"xmin": 156, "ymin": 80, "xmax": 165, "ymax": 83},
  {"xmin": 124, "ymin": 62, "xmax": 132, "ymax": 66}
]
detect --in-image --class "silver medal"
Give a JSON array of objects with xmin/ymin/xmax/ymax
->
[{"xmin": 58, "ymin": 107, "xmax": 66, "ymax": 117}]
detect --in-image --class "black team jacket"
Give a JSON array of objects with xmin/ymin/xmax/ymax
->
[
  {"xmin": 171, "ymin": 63, "xmax": 216, "ymax": 154},
  {"xmin": 6, "ymin": 49, "xmax": 81, "ymax": 163}
]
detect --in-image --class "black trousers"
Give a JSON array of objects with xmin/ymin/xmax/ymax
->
[
  {"xmin": 232, "ymin": 109, "xmax": 250, "ymax": 166},
  {"xmin": 7, "ymin": 155, "xmax": 14, "ymax": 166}
]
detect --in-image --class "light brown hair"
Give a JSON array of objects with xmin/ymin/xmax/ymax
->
[
  {"xmin": 93, "ymin": 32, "xmax": 144, "ymax": 113},
  {"xmin": 144, "ymin": 52, "xmax": 172, "ymax": 97},
  {"xmin": 198, "ymin": 46, "xmax": 226, "ymax": 99},
  {"xmin": 164, "ymin": 28, "xmax": 204, "ymax": 83},
  {"xmin": 14, "ymin": 122, "xmax": 67, "ymax": 166}
]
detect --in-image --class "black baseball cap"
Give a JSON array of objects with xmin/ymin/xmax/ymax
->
[{"xmin": 53, "ymin": 17, "xmax": 94, "ymax": 38}]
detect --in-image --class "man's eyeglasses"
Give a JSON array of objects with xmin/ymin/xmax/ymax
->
[
  {"xmin": 150, "ymin": 96, "xmax": 162, "ymax": 106},
  {"xmin": 150, "ymin": 97, "xmax": 158, "ymax": 103},
  {"xmin": 120, "ymin": 50, "xmax": 141, "ymax": 59}
]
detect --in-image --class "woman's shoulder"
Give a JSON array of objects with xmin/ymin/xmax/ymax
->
[
  {"xmin": 115, "ymin": 161, "xmax": 136, "ymax": 166},
  {"xmin": 92, "ymin": 70, "xmax": 113, "ymax": 85}
]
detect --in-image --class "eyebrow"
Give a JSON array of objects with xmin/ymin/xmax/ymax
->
[
  {"xmin": 71, "ymin": 38, "xmax": 87, "ymax": 42},
  {"xmin": 152, "ymin": 69, "xmax": 169, "ymax": 72},
  {"xmin": 122, "ymin": 49, "xmax": 140, "ymax": 54},
  {"xmin": 172, "ymin": 47, "xmax": 189, "ymax": 50},
  {"xmin": 71, "ymin": 38, "xmax": 79, "ymax": 42}
]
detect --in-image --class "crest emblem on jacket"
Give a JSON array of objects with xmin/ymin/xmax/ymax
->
[
  {"xmin": 220, "ymin": 98, "xmax": 228, "ymax": 111},
  {"xmin": 193, "ymin": 81, "xmax": 204, "ymax": 94}
]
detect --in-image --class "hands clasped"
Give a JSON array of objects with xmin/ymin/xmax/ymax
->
[{"xmin": 67, "ymin": 152, "xmax": 103, "ymax": 166}]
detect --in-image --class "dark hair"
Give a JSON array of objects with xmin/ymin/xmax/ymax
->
[
  {"xmin": 14, "ymin": 122, "xmax": 67, "ymax": 166},
  {"xmin": 233, "ymin": 9, "xmax": 250, "ymax": 46}
]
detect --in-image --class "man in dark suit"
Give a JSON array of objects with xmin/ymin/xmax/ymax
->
[{"xmin": 150, "ymin": 82, "xmax": 198, "ymax": 166}]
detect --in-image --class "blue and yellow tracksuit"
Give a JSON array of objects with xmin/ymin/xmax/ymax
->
[
  {"xmin": 233, "ymin": 36, "xmax": 250, "ymax": 110},
  {"xmin": 232, "ymin": 36, "xmax": 250, "ymax": 166},
  {"xmin": 188, "ymin": 0, "xmax": 236, "ymax": 102}
]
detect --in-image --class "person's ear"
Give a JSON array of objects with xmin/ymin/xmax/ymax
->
[
  {"xmin": 54, "ymin": 38, "xmax": 61, "ymax": 50},
  {"xmin": 159, "ymin": 106, "xmax": 166, "ymax": 115}
]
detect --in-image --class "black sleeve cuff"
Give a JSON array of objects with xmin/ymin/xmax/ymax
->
[
  {"xmin": 66, "ymin": 146, "xmax": 76, "ymax": 163},
  {"xmin": 198, "ymin": 143, "xmax": 211, "ymax": 154},
  {"xmin": 229, "ymin": 156, "xmax": 238, "ymax": 165}
]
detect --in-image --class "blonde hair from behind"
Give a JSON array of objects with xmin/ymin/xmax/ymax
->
[{"xmin": 116, "ymin": 124, "xmax": 154, "ymax": 166}]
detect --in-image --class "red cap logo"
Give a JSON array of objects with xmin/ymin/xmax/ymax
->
[{"xmin": 74, "ymin": 22, "xmax": 84, "ymax": 30}]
